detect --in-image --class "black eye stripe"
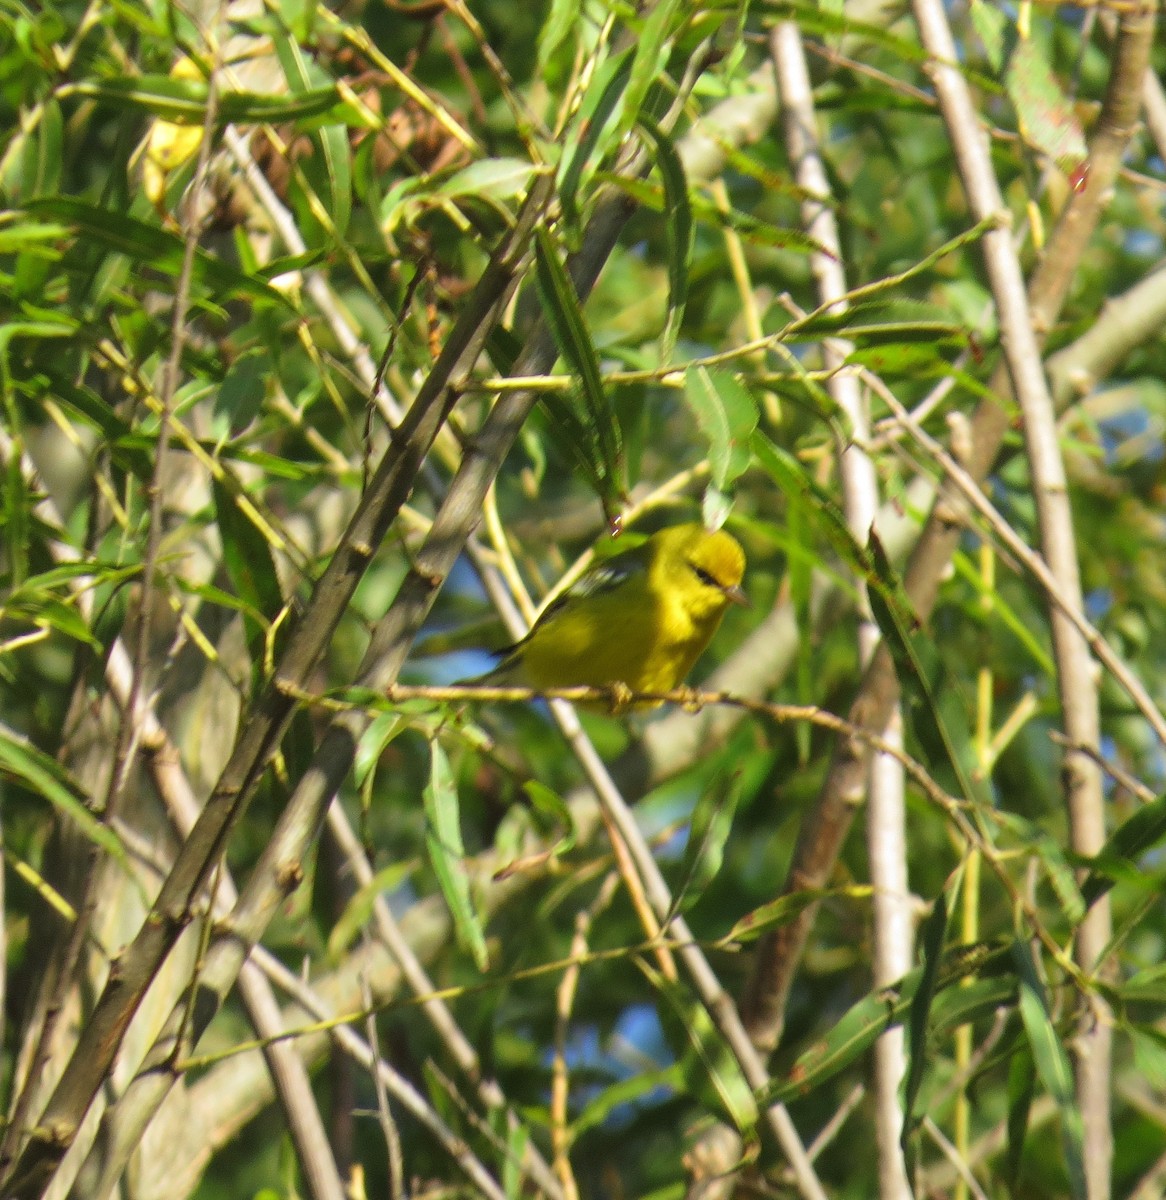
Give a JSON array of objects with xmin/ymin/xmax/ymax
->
[{"xmin": 691, "ymin": 563, "xmax": 720, "ymax": 588}]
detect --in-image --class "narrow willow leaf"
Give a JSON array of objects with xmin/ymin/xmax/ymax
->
[
  {"xmin": 1129, "ymin": 1026, "xmax": 1166, "ymax": 1093},
  {"xmin": 571, "ymin": 1064, "xmax": 683, "ymax": 1139},
  {"xmin": 618, "ymin": 0, "xmax": 682, "ymax": 144},
  {"xmin": 59, "ymin": 76, "xmax": 350, "ymax": 124},
  {"xmin": 215, "ymin": 348, "xmax": 267, "ymax": 429},
  {"xmin": 903, "ymin": 893, "xmax": 948, "ymax": 1137},
  {"xmin": 213, "ymin": 479, "xmax": 284, "ymax": 636},
  {"xmin": 0, "ymin": 220, "xmax": 71, "ymax": 253},
  {"xmin": 751, "ymin": 432, "xmax": 873, "ymax": 579},
  {"xmin": 435, "ymin": 158, "xmax": 538, "ymax": 207},
  {"xmin": 927, "ymin": 971, "xmax": 1017, "ymax": 1037},
  {"xmin": 761, "ymin": 941, "xmax": 1008, "ymax": 1106},
  {"xmin": 523, "ymin": 779, "xmax": 577, "ymax": 858},
  {"xmin": 1081, "ymin": 791, "xmax": 1166, "ymax": 907},
  {"xmin": 716, "ymin": 885, "xmax": 866, "ymax": 947},
  {"xmin": 533, "ymin": 227, "xmax": 624, "ymax": 515},
  {"xmin": 355, "ymin": 711, "xmax": 407, "ymax": 786},
  {"xmin": 1013, "ymin": 939, "xmax": 1086, "ymax": 1200},
  {"xmin": 785, "ymin": 299, "xmax": 968, "ymax": 344},
  {"xmin": 639, "ymin": 117, "xmax": 691, "ymax": 361},
  {"xmin": 425, "ymin": 739, "xmax": 488, "ymax": 970},
  {"xmin": 557, "ymin": 49, "xmax": 632, "ymax": 237},
  {"xmin": 537, "ymin": 0, "xmax": 579, "ymax": 73},
  {"xmin": 272, "ymin": 24, "xmax": 352, "ymax": 237},
  {"xmin": 1006, "ymin": 38, "xmax": 1088, "ymax": 175},
  {"xmin": 951, "ymin": 550, "xmax": 1056, "ymax": 677},
  {"xmin": 868, "ymin": 534, "xmax": 991, "ymax": 809},
  {"xmin": 648, "ymin": 963, "xmax": 756, "ymax": 1133},
  {"xmin": 502, "ymin": 1121, "xmax": 530, "ymax": 1200},
  {"xmin": 25, "ymin": 197, "xmax": 289, "ymax": 306},
  {"xmin": 326, "ymin": 861, "xmax": 416, "ymax": 961},
  {"xmin": 673, "ymin": 768, "xmax": 742, "ymax": 915},
  {"xmin": 970, "ymin": 0, "xmax": 1009, "ymax": 71},
  {"xmin": 312, "ymin": 122, "xmax": 353, "ymax": 237},
  {"xmin": 1006, "ymin": 1046, "xmax": 1036, "ymax": 1184},
  {"xmin": 762, "ymin": 969, "xmax": 921, "ymax": 1105},
  {"xmin": 0, "ymin": 727, "xmax": 125, "ymax": 863},
  {"xmin": 2, "ymin": 595, "xmax": 100, "ymax": 649},
  {"xmin": 1119, "ymin": 963, "xmax": 1166, "ymax": 1004}
]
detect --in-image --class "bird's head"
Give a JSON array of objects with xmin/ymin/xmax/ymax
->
[{"xmin": 658, "ymin": 523, "xmax": 748, "ymax": 618}]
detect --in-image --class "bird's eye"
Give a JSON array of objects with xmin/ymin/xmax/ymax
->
[{"xmin": 691, "ymin": 564, "xmax": 719, "ymax": 589}]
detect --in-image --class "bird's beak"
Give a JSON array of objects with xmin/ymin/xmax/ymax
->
[{"xmin": 723, "ymin": 584, "xmax": 749, "ymax": 608}]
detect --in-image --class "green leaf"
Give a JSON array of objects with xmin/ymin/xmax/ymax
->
[
  {"xmin": 648, "ymin": 963, "xmax": 756, "ymax": 1132},
  {"xmin": 212, "ymin": 478, "xmax": 284, "ymax": 672},
  {"xmin": 673, "ymin": 768, "xmax": 741, "ymax": 914},
  {"xmin": 1013, "ymin": 939, "xmax": 1086, "ymax": 1200},
  {"xmin": 638, "ymin": 117, "xmax": 691, "ymax": 362},
  {"xmin": 618, "ymin": 0, "xmax": 682, "ymax": 143},
  {"xmin": 523, "ymin": 779, "xmax": 576, "ymax": 858},
  {"xmin": 272, "ymin": 25, "xmax": 352, "ymax": 238},
  {"xmin": 502, "ymin": 1120, "xmax": 530, "ymax": 1200},
  {"xmin": 537, "ymin": 0, "xmax": 580, "ymax": 73},
  {"xmin": 927, "ymin": 970, "xmax": 1018, "ymax": 1037},
  {"xmin": 557, "ymin": 49, "xmax": 633, "ymax": 236},
  {"xmin": 761, "ymin": 942, "xmax": 1010, "ymax": 1106},
  {"xmin": 970, "ymin": 0, "xmax": 1009, "ymax": 71},
  {"xmin": 435, "ymin": 159, "xmax": 538, "ymax": 210},
  {"xmin": 571, "ymin": 1063, "xmax": 683, "ymax": 1139},
  {"xmin": 326, "ymin": 861, "xmax": 416, "ymax": 961},
  {"xmin": 867, "ymin": 534, "xmax": 991, "ymax": 810},
  {"xmin": 424, "ymin": 738, "xmax": 488, "ymax": 970},
  {"xmin": 903, "ymin": 893, "xmax": 948, "ymax": 1138},
  {"xmin": 59, "ymin": 75, "xmax": 354, "ymax": 125},
  {"xmin": 533, "ymin": 227, "xmax": 624, "ymax": 518},
  {"xmin": 0, "ymin": 218, "xmax": 71, "ymax": 254},
  {"xmin": 763, "ymin": 970, "xmax": 919, "ymax": 1105},
  {"xmin": 1006, "ymin": 1046, "xmax": 1036, "ymax": 1184},
  {"xmin": 1129, "ymin": 1026, "xmax": 1166, "ymax": 1094},
  {"xmin": 751, "ymin": 432, "xmax": 872, "ymax": 579},
  {"xmin": 1081, "ymin": 791, "xmax": 1166, "ymax": 908},
  {"xmin": 215, "ymin": 349, "xmax": 268, "ymax": 429},
  {"xmin": 1006, "ymin": 38, "xmax": 1088, "ymax": 175},
  {"xmin": 23, "ymin": 198, "xmax": 290, "ymax": 307},
  {"xmin": 355, "ymin": 711, "xmax": 407, "ymax": 787},
  {"xmin": 786, "ymin": 299, "xmax": 968, "ymax": 346},
  {"xmin": 0, "ymin": 726, "xmax": 125, "ymax": 863},
  {"xmin": 715, "ymin": 885, "xmax": 863, "ymax": 947},
  {"xmin": 682, "ymin": 368, "xmax": 757, "ymax": 492}
]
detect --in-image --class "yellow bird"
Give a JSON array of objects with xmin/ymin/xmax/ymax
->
[{"xmin": 478, "ymin": 523, "xmax": 747, "ymax": 701}]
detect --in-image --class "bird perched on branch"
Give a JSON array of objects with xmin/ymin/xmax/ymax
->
[{"xmin": 475, "ymin": 523, "xmax": 747, "ymax": 704}]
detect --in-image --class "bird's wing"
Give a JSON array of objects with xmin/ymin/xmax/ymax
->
[{"xmin": 535, "ymin": 541, "xmax": 650, "ymax": 624}]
